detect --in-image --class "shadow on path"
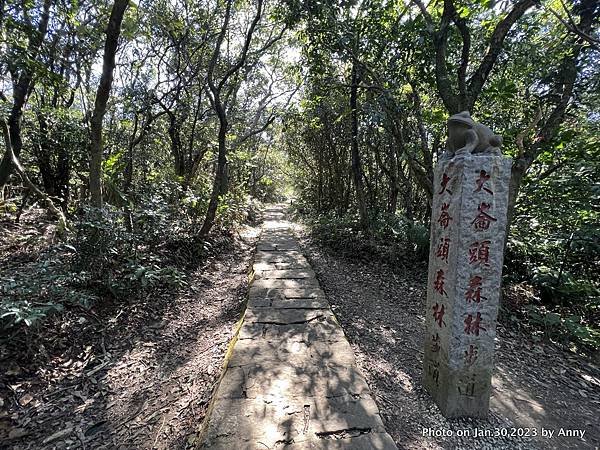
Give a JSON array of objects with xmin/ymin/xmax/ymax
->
[
  {"xmin": 200, "ymin": 205, "xmax": 397, "ymax": 449},
  {"xmin": 297, "ymin": 227, "xmax": 600, "ymax": 450}
]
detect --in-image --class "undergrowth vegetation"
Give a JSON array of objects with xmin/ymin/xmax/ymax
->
[
  {"xmin": 504, "ymin": 157, "xmax": 600, "ymax": 352},
  {"xmin": 297, "ymin": 210, "xmax": 430, "ymax": 266},
  {"xmin": 0, "ymin": 189, "xmax": 262, "ymax": 331},
  {"xmin": 294, "ymin": 185, "xmax": 600, "ymax": 353}
]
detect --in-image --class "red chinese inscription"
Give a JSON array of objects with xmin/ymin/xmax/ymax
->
[
  {"xmin": 471, "ymin": 202, "xmax": 497, "ymax": 231},
  {"xmin": 436, "ymin": 237, "xmax": 450, "ymax": 263},
  {"xmin": 464, "ymin": 312, "xmax": 486, "ymax": 336},
  {"xmin": 432, "ymin": 303, "xmax": 446, "ymax": 327},
  {"xmin": 433, "ymin": 269, "xmax": 447, "ymax": 296},
  {"xmin": 469, "ymin": 240, "xmax": 491, "ymax": 266},
  {"xmin": 438, "ymin": 173, "xmax": 452, "ymax": 195},
  {"xmin": 474, "ymin": 170, "xmax": 493, "ymax": 195},
  {"xmin": 437, "ymin": 203, "xmax": 452, "ymax": 229},
  {"xmin": 465, "ymin": 275, "xmax": 487, "ymax": 303}
]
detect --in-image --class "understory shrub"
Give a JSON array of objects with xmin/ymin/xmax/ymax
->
[
  {"xmin": 0, "ymin": 187, "xmax": 260, "ymax": 330},
  {"xmin": 298, "ymin": 209, "xmax": 430, "ymax": 267}
]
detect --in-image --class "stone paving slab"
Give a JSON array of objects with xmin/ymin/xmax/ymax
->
[
  {"xmin": 203, "ymin": 395, "xmax": 396, "ymax": 449},
  {"xmin": 200, "ymin": 205, "xmax": 397, "ymax": 449},
  {"xmin": 254, "ymin": 268, "xmax": 317, "ymax": 280},
  {"xmin": 247, "ymin": 283, "xmax": 328, "ymax": 309},
  {"xmin": 227, "ymin": 339, "xmax": 358, "ymax": 368},
  {"xmin": 253, "ymin": 278, "xmax": 321, "ymax": 290},
  {"xmin": 254, "ymin": 250, "xmax": 307, "ymax": 263},
  {"xmin": 256, "ymin": 242, "xmax": 301, "ymax": 252},
  {"xmin": 238, "ymin": 317, "xmax": 347, "ymax": 343},
  {"xmin": 218, "ymin": 364, "xmax": 372, "ymax": 400},
  {"xmin": 254, "ymin": 260, "xmax": 313, "ymax": 271},
  {"xmin": 249, "ymin": 296, "xmax": 329, "ymax": 309},
  {"xmin": 249, "ymin": 287, "xmax": 326, "ymax": 299},
  {"xmin": 244, "ymin": 307, "xmax": 334, "ymax": 325}
]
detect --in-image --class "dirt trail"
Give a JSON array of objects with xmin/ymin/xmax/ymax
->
[
  {"xmin": 1, "ymin": 229, "xmax": 259, "ymax": 450},
  {"xmin": 295, "ymin": 224, "xmax": 600, "ymax": 450}
]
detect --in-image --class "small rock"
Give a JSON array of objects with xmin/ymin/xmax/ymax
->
[
  {"xmin": 18, "ymin": 393, "xmax": 34, "ymax": 407},
  {"xmin": 42, "ymin": 427, "xmax": 73, "ymax": 444},
  {"xmin": 9, "ymin": 428, "xmax": 28, "ymax": 440}
]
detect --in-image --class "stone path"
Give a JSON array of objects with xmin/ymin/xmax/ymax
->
[{"xmin": 200, "ymin": 205, "xmax": 397, "ymax": 449}]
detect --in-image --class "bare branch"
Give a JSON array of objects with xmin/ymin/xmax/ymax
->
[
  {"xmin": 547, "ymin": 5, "xmax": 600, "ymax": 50},
  {"xmin": 411, "ymin": 0, "xmax": 434, "ymax": 31},
  {"xmin": 217, "ymin": 0, "xmax": 265, "ymax": 92},
  {"xmin": 1, "ymin": 118, "xmax": 68, "ymax": 232}
]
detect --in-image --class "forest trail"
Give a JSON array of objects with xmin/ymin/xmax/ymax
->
[
  {"xmin": 200, "ymin": 205, "xmax": 397, "ymax": 449},
  {"xmin": 296, "ymin": 228, "xmax": 600, "ymax": 450}
]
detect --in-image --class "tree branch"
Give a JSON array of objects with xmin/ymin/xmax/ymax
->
[
  {"xmin": 547, "ymin": 3, "xmax": 600, "ymax": 50},
  {"xmin": 467, "ymin": 0, "xmax": 537, "ymax": 110},
  {"xmin": 1, "ymin": 118, "xmax": 68, "ymax": 233},
  {"xmin": 434, "ymin": 0, "xmax": 459, "ymax": 113},
  {"xmin": 515, "ymin": 106, "xmax": 542, "ymax": 157},
  {"xmin": 454, "ymin": 14, "xmax": 471, "ymax": 107},
  {"xmin": 217, "ymin": 0, "xmax": 264, "ymax": 92}
]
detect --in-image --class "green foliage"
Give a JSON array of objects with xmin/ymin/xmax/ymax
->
[
  {"xmin": 0, "ymin": 301, "xmax": 64, "ymax": 327},
  {"xmin": 530, "ymin": 267, "xmax": 600, "ymax": 305},
  {"xmin": 299, "ymin": 209, "xmax": 430, "ymax": 267},
  {"xmin": 506, "ymin": 124, "xmax": 600, "ymax": 340},
  {"xmin": 0, "ymin": 171, "xmax": 267, "ymax": 330},
  {"xmin": 0, "ymin": 246, "xmax": 95, "ymax": 328},
  {"xmin": 404, "ymin": 222, "xmax": 430, "ymax": 261},
  {"xmin": 525, "ymin": 305, "xmax": 600, "ymax": 351},
  {"xmin": 245, "ymin": 142, "xmax": 292, "ymax": 203},
  {"xmin": 214, "ymin": 192, "xmax": 259, "ymax": 231}
]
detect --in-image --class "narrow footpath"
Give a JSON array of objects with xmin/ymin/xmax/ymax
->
[{"xmin": 200, "ymin": 205, "xmax": 397, "ymax": 449}]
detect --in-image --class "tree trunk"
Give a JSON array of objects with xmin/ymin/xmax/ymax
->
[
  {"xmin": 506, "ymin": 157, "xmax": 528, "ymax": 232},
  {"xmin": 0, "ymin": 0, "xmax": 52, "ymax": 189},
  {"xmin": 386, "ymin": 142, "xmax": 399, "ymax": 215},
  {"xmin": 200, "ymin": 115, "xmax": 228, "ymax": 236},
  {"xmin": 89, "ymin": 0, "xmax": 129, "ymax": 207},
  {"xmin": 54, "ymin": 123, "xmax": 71, "ymax": 209},
  {"xmin": 123, "ymin": 113, "xmax": 138, "ymax": 194},
  {"xmin": 34, "ymin": 112, "xmax": 70, "ymax": 209},
  {"xmin": 168, "ymin": 113, "xmax": 185, "ymax": 178},
  {"xmin": 1, "ymin": 119, "xmax": 68, "ymax": 234},
  {"xmin": 350, "ymin": 62, "xmax": 368, "ymax": 230},
  {"xmin": 317, "ymin": 142, "xmax": 324, "ymax": 212},
  {"xmin": 35, "ymin": 114, "xmax": 56, "ymax": 197},
  {"xmin": 199, "ymin": 0, "xmax": 264, "ymax": 236}
]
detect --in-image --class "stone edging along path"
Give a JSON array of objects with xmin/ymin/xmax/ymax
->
[{"xmin": 198, "ymin": 205, "xmax": 397, "ymax": 449}]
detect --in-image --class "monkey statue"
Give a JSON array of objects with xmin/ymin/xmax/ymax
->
[{"xmin": 443, "ymin": 111, "xmax": 503, "ymax": 159}]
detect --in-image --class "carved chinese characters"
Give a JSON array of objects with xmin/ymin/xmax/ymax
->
[
  {"xmin": 423, "ymin": 153, "xmax": 511, "ymax": 418},
  {"xmin": 465, "ymin": 276, "xmax": 486, "ymax": 303}
]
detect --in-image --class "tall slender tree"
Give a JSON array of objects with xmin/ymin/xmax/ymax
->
[
  {"xmin": 0, "ymin": 0, "xmax": 52, "ymax": 189},
  {"xmin": 89, "ymin": 0, "xmax": 129, "ymax": 206}
]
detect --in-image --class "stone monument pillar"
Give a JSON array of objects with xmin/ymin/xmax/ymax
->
[{"xmin": 423, "ymin": 111, "xmax": 511, "ymax": 418}]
